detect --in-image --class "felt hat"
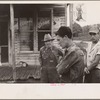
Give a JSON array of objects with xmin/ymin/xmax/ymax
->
[{"xmin": 43, "ymin": 34, "xmax": 54, "ymax": 42}]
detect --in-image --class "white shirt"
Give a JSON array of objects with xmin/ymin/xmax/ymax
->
[{"xmin": 87, "ymin": 40, "xmax": 100, "ymax": 69}]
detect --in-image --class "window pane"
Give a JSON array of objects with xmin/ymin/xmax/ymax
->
[
  {"xmin": 20, "ymin": 32, "xmax": 33, "ymax": 51},
  {"xmin": 14, "ymin": 17, "xmax": 34, "ymax": 52},
  {"xmin": 53, "ymin": 7, "xmax": 65, "ymax": 32},
  {"xmin": 20, "ymin": 18, "xmax": 33, "ymax": 32},
  {"xmin": 0, "ymin": 22, "xmax": 8, "ymax": 45},
  {"xmin": 20, "ymin": 18, "xmax": 34, "ymax": 51},
  {"xmin": 38, "ymin": 11, "xmax": 51, "ymax": 30}
]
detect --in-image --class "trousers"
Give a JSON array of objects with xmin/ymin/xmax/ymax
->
[
  {"xmin": 41, "ymin": 67, "xmax": 60, "ymax": 83},
  {"xmin": 85, "ymin": 68, "xmax": 100, "ymax": 83}
]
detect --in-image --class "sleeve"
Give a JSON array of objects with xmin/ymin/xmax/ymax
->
[
  {"xmin": 57, "ymin": 51, "xmax": 79, "ymax": 75},
  {"xmin": 96, "ymin": 45, "xmax": 100, "ymax": 55},
  {"xmin": 57, "ymin": 48, "xmax": 63, "ymax": 63},
  {"xmin": 58, "ymin": 48, "xmax": 63, "ymax": 57}
]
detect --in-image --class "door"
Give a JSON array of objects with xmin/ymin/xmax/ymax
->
[{"xmin": 0, "ymin": 22, "xmax": 8, "ymax": 63}]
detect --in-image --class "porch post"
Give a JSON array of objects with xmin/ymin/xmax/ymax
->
[
  {"xmin": 10, "ymin": 4, "xmax": 16, "ymax": 81},
  {"xmin": 69, "ymin": 4, "xmax": 73, "ymax": 31},
  {"xmin": 69, "ymin": 4, "xmax": 73, "ymax": 39},
  {"xmin": 34, "ymin": 10, "xmax": 38, "ymax": 52},
  {"xmin": 51, "ymin": 8, "xmax": 53, "ymax": 36},
  {"xmin": 65, "ymin": 4, "xmax": 68, "ymax": 26}
]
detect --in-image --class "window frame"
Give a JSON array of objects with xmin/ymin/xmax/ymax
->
[{"xmin": 15, "ymin": 17, "xmax": 34, "ymax": 53}]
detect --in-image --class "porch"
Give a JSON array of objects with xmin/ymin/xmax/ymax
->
[{"xmin": 0, "ymin": 65, "xmax": 41, "ymax": 83}]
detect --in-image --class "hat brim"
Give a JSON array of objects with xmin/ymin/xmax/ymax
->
[
  {"xmin": 42, "ymin": 39, "xmax": 54, "ymax": 42},
  {"xmin": 89, "ymin": 29, "xmax": 99, "ymax": 34},
  {"xmin": 89, "ymin": 32, "xmax": 97, "ymax": 35}
]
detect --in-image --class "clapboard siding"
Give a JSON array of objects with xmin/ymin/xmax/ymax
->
[
  {"xmin": 14, "ymin": 32, "xmax": 40, "ymax": 66},
  {"xmin": 16, "ymin": 53, "xmax": 40, "ymax": 66}
]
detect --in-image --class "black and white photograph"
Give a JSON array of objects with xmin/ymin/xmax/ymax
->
[{"xmin": 0, "ymin": 0, "xmax": 100, "ymax": 99}]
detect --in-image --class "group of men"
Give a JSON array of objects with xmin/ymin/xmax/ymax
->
[{"xmin": 39, "ymin": 26, "xmax": 100, "ymax": 83}]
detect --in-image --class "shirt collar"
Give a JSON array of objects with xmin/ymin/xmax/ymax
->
[{"xmin": 64, "ymin": 43, "xmax": 76, "ymax": 54}]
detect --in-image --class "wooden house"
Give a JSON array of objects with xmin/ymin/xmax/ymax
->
[
  {"xmin": 0, "ymin": 4, "xmax": 71, "ymax": 65},
  {"xmin": 0, "ymin": 4, "xmax": 73, "ymax": 67},
  {"xmin": 0, "ymin": 4, "xmax": 73, "ymax": 81}
]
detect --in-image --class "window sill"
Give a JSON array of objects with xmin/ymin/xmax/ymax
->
[
  {"xmin": 19, "ymin": 51, "xmax": 34, "ymax": 54},
  {"xmin": 19, "ymin": 51, "xmax": 40, "ymax": 54}
]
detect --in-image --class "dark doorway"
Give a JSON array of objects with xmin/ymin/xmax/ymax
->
[{"xmin": 0, "ymin": 22, "xmax": 8, "ymax": 63}]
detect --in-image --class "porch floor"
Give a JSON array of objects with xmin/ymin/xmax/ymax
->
[{"xmin": 0, "ymin": 65, "xmax": 41, "ymax": 82}]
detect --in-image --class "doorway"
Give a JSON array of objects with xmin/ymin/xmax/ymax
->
[{"xmin": 0, "ymin": 22, "xmax": 8, "ymax": 63}]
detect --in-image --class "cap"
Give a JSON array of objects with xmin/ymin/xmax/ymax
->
[{"xmin": 89, "ymin": 26, "xmax": 100, "ymax": 34}]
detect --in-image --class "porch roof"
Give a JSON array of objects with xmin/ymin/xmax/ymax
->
[{"xmin": 14, "ymin": 4, "xmax": 66, "ymax": 17}]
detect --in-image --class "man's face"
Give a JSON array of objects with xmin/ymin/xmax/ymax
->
[
  {"xmin": 89, "ymin": 32, "xmax": 100, "ymax": 43},
  {"xmin": 56, "ymin": 35, "xmax": 68, "ymax": 49},
  {"xmin": 44, "ymin": 41, "xmax": 52, "ymax": 48}
]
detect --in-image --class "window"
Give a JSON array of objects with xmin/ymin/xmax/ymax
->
[
  {"xmin": 53, "ymin": 7, "xmax": 65, "ymax": 32},
  {"xmin": 14, "ymin": 17, "xmax": 34, "ymax": 52},
  {"xmin": 37, "ymin": 10, "xmax": 51, "ymax": 50},
  {"xmin": 53, "ymin": 7, "xmax": 66, "ymax": 47}
]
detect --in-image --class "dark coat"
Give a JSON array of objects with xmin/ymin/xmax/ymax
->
[
  {"xmin": 39, "ymin": 45, "xmax": 63, "ymax": 68},
  {"xmin": 39, "ymin": 45, "xmax": 63, "ymax": 83},
  {"xmin": 56, "ymin": 46, "xmax": 85, "ymax": 83}
]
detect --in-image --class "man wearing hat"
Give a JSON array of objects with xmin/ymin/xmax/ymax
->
[
  {"xmin": 56, "ymin": 26, "xmax": 85, "ymax": 83},
  {"xmin": 39, "ymin": 33, "xmax": 63, "ymax": 83},
  {"xmin": 84, "ymin": 26, "xmax": 100, "ymax": 83}
]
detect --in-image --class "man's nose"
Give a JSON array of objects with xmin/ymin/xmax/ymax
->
[
  {"xmin": 57, "ymin": 39, "xmax": 60, "ymax": 44},
  {"xmin": 91, "ymin": 35, "xmax": 95, "ymax": 38}
]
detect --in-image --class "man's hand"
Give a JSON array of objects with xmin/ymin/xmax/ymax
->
[{"xmin": 84, "ymin": 67, "xmax": 90, "ymax": 74}]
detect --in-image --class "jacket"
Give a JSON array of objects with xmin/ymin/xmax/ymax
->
[
  {"xmin": 39, "ymin": 45, "xmax": 63, "ymax": 68},
  {"xmin": 56, "ymin": 45, "xmax": 85, "ymax": 83}
]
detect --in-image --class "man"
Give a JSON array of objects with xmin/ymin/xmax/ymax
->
[
  {"xmin": 56, "ymin": 26, "xmax": 85, "ymax": 83},
  {"xmin": 84, "ymin": 26, "xmax": 100, "ymax": 83},
  {"xmin": 39, "ymin": 34, "xmax": 63, "ymax": 83}
]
